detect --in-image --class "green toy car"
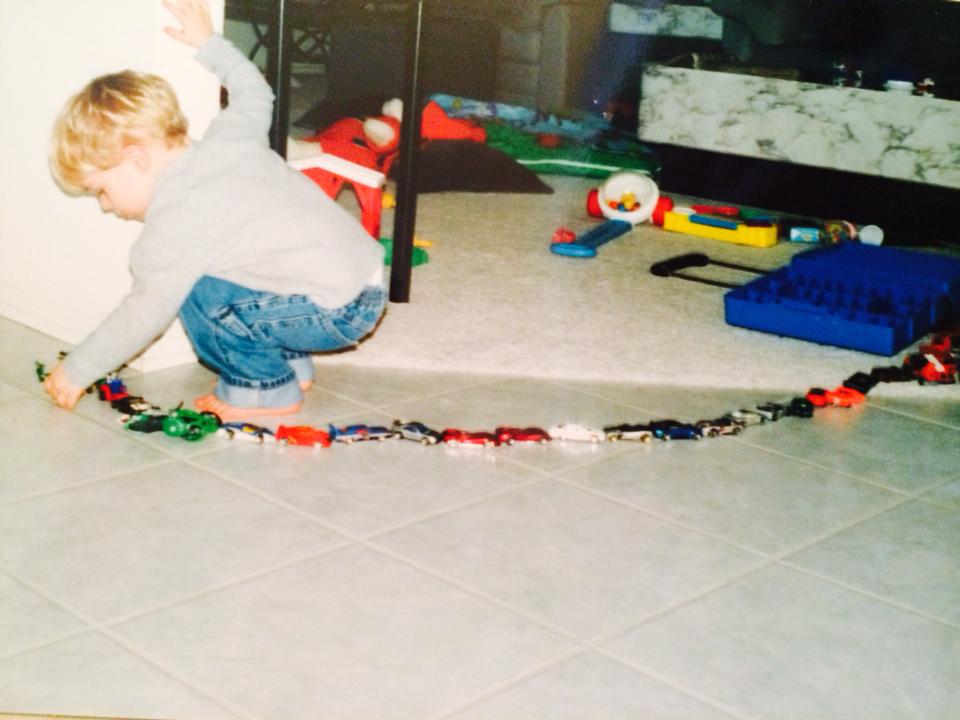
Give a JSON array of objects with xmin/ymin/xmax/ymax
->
[{"xmin": 161, "ymin": 408, "xmax": 221, "ymax": 442}]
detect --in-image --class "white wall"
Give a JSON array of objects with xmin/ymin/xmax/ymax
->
[{"xmin": 0, "ymin": 0, "xmax": 224, "ymax": 372}]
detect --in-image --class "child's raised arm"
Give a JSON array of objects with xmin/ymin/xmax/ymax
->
[{"xmin": 162, "ymin": 0, "xmax": 214, "ymax": 48}]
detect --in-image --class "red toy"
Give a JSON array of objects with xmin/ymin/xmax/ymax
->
[
  {"xmin": 276, "ymin": 425, "xmax": 332, "ymax": 447},
  {"xmin": 441, "ymin": 429, "xmax": 500, "ymax": 447},
  {"xmin": 494, "ymin": 427, "xmax": 551, "ymax": 445},
  {"xmin": 97, "ymin": 377, "xmax": 129, "ymax": 403},
  {"xmin": 805, "ymin": 386, "xmax": 866, "ymax": 408},
  {"xmin": 904, "ymin": 353, "xmax": 958, "ymax": 385}
]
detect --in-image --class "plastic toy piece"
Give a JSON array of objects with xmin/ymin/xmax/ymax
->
[
  {"xmin": 870, "ymin": 365, "xmax": 916, "ymax": 383},
  {"xmin": 547, "ymin": 423, "xmax": 605, "ymax": 443},
  {"xmin": 723, "ymin": 409, "xmax": 766, "ymax": 426},
  {"xmin": 550, "ymin": 219, "xmax": 633, "ymax": 258},
  {"xmin": 919, "ymin": 334, "xmax": 959, "ymax": 362},
  {"xmin": 550, "ymin": 226, "xmax": 577, "ymax": 244},
  {"xmin": 784, "ymin": 397, "xmax": 815, "ymax": 418},
  {"xmin": 276, "ymin": 425, "xmax": 331, "ymax": 447},
  {"xmin": 903, "ymin": 352, "xmax": 958, "ymax": 385},
  {"xmin": 35, "ymin": 361, "xmax": 48, "ymax": 383},
  {"xmin": 663, "ymin": 210, "xmax": 777, "ymax": 248},
  {"xmin": 695, "ymin": 418, "xmax": 744, "ymax": 437},
  {"xmin": 123, "ymin": 413, "xmax": 169, "ymax": 434},
  {"xmin": 97, "ymin": 377, "xmax": 129, "ymax": 403},
  {"xmin": 162, "ymin": 409, "xmax": 221, "ymax": 441},
  {"xmin": 218, "ymin": 422, "xmax": 276, "ymax": 443},
  {"xmin": 650, "ymin": 252, "xmax": 769, "ymax": 290},
  {"xmin": 842, "ymin": 371, "xmax": 879, "ymax": 395},
  {"xmin": 441, "ymin": 429, "xmax": 499, "ymax": 447},
  {"xmin": 754, "ymin": 402, "xmax": 787, "ymax": 422},
  {"xmin": 392, "ymin": 420, "xmax": 442, "ymax": 445},
  {"xmin": 725, "ymin": 244, "xmax": 960, "ymax": 356},
  {"xmin": 603, "ymin": 423, "xmax": 653, "ymax": 442},
  {"xmin": 365, "ymin": 425, "xmax": 398, "ymax": 441},
  {"xmin": 805, "ymin": 386, "xmax": 865, "ymax": 408},
  {"xmin": 649, "ymin": 419, "xmax": 702, "ymax": 441},
  {"xmin": 328, "ymin": 424, "xmax": 371, "ymax": 444},
  {"xmin": 494, "ymin": 427, "xmax": 551, "ymax": 445}
]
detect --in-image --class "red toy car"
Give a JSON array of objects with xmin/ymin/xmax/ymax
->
[
  {"xmin": 805, "ymin": 386, "xmax": 865, "ymax": 408},
  {"xmin": 904, "ymin": 352, "xmax": 957, "ymax": 385},
  {"xmin": 97, "ymin": 377, "xmax": 129, "ymax": 403},
  {"xmin": 494, "ymin": 427, "xmax": 551, "ymax": 445},
  {"xmin": 276, "ymin": 425, "xmax": 331, "ymax": 447},
  {"xmin": 441, "ymin": 429, "xmax": 500, "ymax": 447},
  {"xmin": 919, "ymin": 334, "xmax": 958, "ymax": 362}
]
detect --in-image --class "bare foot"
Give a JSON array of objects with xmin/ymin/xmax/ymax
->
[{"xmin": 195, "ymin": 394, "xmax": 302, "ymax": 422}]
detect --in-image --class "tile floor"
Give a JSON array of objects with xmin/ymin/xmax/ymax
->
[{"xmin": 1, "ymin": 315, "xmax": 959, "ymax": 720}]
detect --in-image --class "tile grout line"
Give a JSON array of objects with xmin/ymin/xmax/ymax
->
[
  {"xmin": 594, "ymin": 645, "xmax": 763, "ymax": 720},
  {"xmin": 0, "ymin": 457, "xmax": 181, "ymax": 509},
  {"xmin": 775, "ymin": 559, "xmax": 960, "ymax": 632},
  {"xmin": 424, "ymin": 648, "xmax": 589, "ymax": 720},
  {"xmin": 0, "ymin": 561, "xmax": 259, "ymax": 720},
  {"xmin": 867, "ymin": 400, "xmax": 960, "ymax": 432}
]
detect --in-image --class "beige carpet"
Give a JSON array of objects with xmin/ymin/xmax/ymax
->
[{"xmin": 325, "ymin": 176, "xmax": 959, "ymax": 400}]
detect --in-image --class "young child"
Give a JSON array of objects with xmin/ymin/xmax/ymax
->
[{"xmin": 44, "ymin": 0, "xmax": 385, "ymax": 421}]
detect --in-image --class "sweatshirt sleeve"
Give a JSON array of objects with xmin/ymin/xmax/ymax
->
[
  {"xmin": 194, "ymin": 33, "xmax": 275, "ymax": 145},
  {"xmin": 60, "ymin": 214, "xmax": 211, "ymax": 390}
]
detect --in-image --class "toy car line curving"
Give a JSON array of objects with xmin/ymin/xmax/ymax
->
[{"xmin": 39, "ymin": 327, "xmax": 956, "ymax": 452}]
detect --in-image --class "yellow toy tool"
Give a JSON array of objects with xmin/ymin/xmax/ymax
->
[{"xmin": 663, "ymin": 210, "xmax": 777, "ymax": 248}]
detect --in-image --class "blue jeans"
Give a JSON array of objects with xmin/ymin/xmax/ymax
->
[{"xmin": 179, "ymin": 276, "xmax": 385, "ymax": 408}]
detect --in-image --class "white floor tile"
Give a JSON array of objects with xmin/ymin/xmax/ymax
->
[
  {"xmin": 376, "ymin": 480, "xmax": 761, "ymax": 640},
  {"xmin": 604, "ymin": 564, "xmax": 960, "ymax": 719},
  {"xmin": 0, "ymin": 462, "xmax": 346, "ymax": 622},
  {"xmin": 0, "ymin": 397, "xmax": 170, "ymax": 504},
  {"xmin": 0, "ymin": 633, "xmax": 241, "ymax": 719},
  {"xmin": 114, "ymin": 546, "xmax": 575, "ymax": 719},
  {"xmin": 784, "ymin": 499, "xmax": 960, "ymax": 625},
  {"xmin": 560, "ymin": 439, "xmax": 904, "ymax": 555},
  {"xmin": 0, "ymin": 572, "xmax": 86, "ymax": 659},
  {"xmin": 446, "ymin": 651, "xmax": 738, "ymax": 719},
  {"xmin": 193, "ymin": 436, "xmax": 542, "ymax": 537},
  {"xmin": 740, "ymin": 404, "xmax": 960, "ymax": 492}
]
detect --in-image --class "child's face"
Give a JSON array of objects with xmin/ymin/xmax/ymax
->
[{"xmin": 82, "ymin": 150, "xmax": 153, "ymax": 221}]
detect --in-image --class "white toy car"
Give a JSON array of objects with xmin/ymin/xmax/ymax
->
[{"xmin": 547, "ymin": 423, "xmax": 605, "ymax": 443}]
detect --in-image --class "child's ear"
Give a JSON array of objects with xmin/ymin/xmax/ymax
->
[{"xmin": 122, "ymin": 144, "xmax": 152, "ymax": 172}]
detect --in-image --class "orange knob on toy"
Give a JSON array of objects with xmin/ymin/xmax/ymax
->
[{"xmin": 586, "ymin": 188, "xmax": 603, "ymax": 218}]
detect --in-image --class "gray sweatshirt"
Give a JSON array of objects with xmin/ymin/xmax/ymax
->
[{"xmin": 64, "ymin": 33, "xmax": 384, "ymax": 389}]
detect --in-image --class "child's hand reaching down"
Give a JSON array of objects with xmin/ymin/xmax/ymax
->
[
  {"xmin": 43, "ymin": 362, "xmax": 85, "ymax": 411},
  {"xmin": 163, "ymin": 0, "xmax": 214, "ymax": 47}
]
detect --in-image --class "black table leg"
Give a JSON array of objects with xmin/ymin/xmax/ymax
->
[
  {"xmin": 389, "ymin": 0, "xmax": 425, "ymax": 304},
  {"xmin": 266, "ymin": 0, "xmax": 293, "ymax": 158}
]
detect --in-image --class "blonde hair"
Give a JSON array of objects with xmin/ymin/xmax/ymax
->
[{"xmin": 50, "ymin": 70, "xmax": 189, "ymax": 194}]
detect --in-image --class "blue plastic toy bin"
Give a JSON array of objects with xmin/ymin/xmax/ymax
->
[{"xmin": 724, "ymin": 244, "xmax": 960, "ymax": 356}]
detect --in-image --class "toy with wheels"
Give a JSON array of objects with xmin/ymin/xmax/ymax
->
[
  {"xmin": 162, "ymin": 409, "xmax": 221, "ymax": 442},
  {"xmin": 551, "ymin": 171, "xmax": 658, "ymax": 258}
]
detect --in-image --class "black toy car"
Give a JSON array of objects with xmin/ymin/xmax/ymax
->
[{"xmin": 784, "ymin": 397, "xmax": 814, "ymax": 418}]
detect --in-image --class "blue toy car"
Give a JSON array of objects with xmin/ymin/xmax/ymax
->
[
  {"xmin": 649, "ymin": 419, "xmax": 701, "ymax": 441},
  {"xmin": 328, "ymin": 423, "xmax": 371, "ymax": 443}
]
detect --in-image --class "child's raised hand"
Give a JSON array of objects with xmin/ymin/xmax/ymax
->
[
  {"xmin": 43, "ymin": 362, "xmax": 85, "ymax": 411},
  {"xmin": 163, "ymin": 0, "xmax": 214, "ymax": 48}
]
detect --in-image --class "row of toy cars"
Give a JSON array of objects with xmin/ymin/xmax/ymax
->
[{"xmin": 35, "ymin": 330, "xmax": 957, "ymax": 449}]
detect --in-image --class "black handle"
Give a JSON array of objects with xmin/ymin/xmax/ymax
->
[
  {"xmin": 649, "ymin": 252, "xmax": 771, "ymax": 290},
  {"xmin": 649, "ymin": 253, "xmax": 712, "ymax": 277}
]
